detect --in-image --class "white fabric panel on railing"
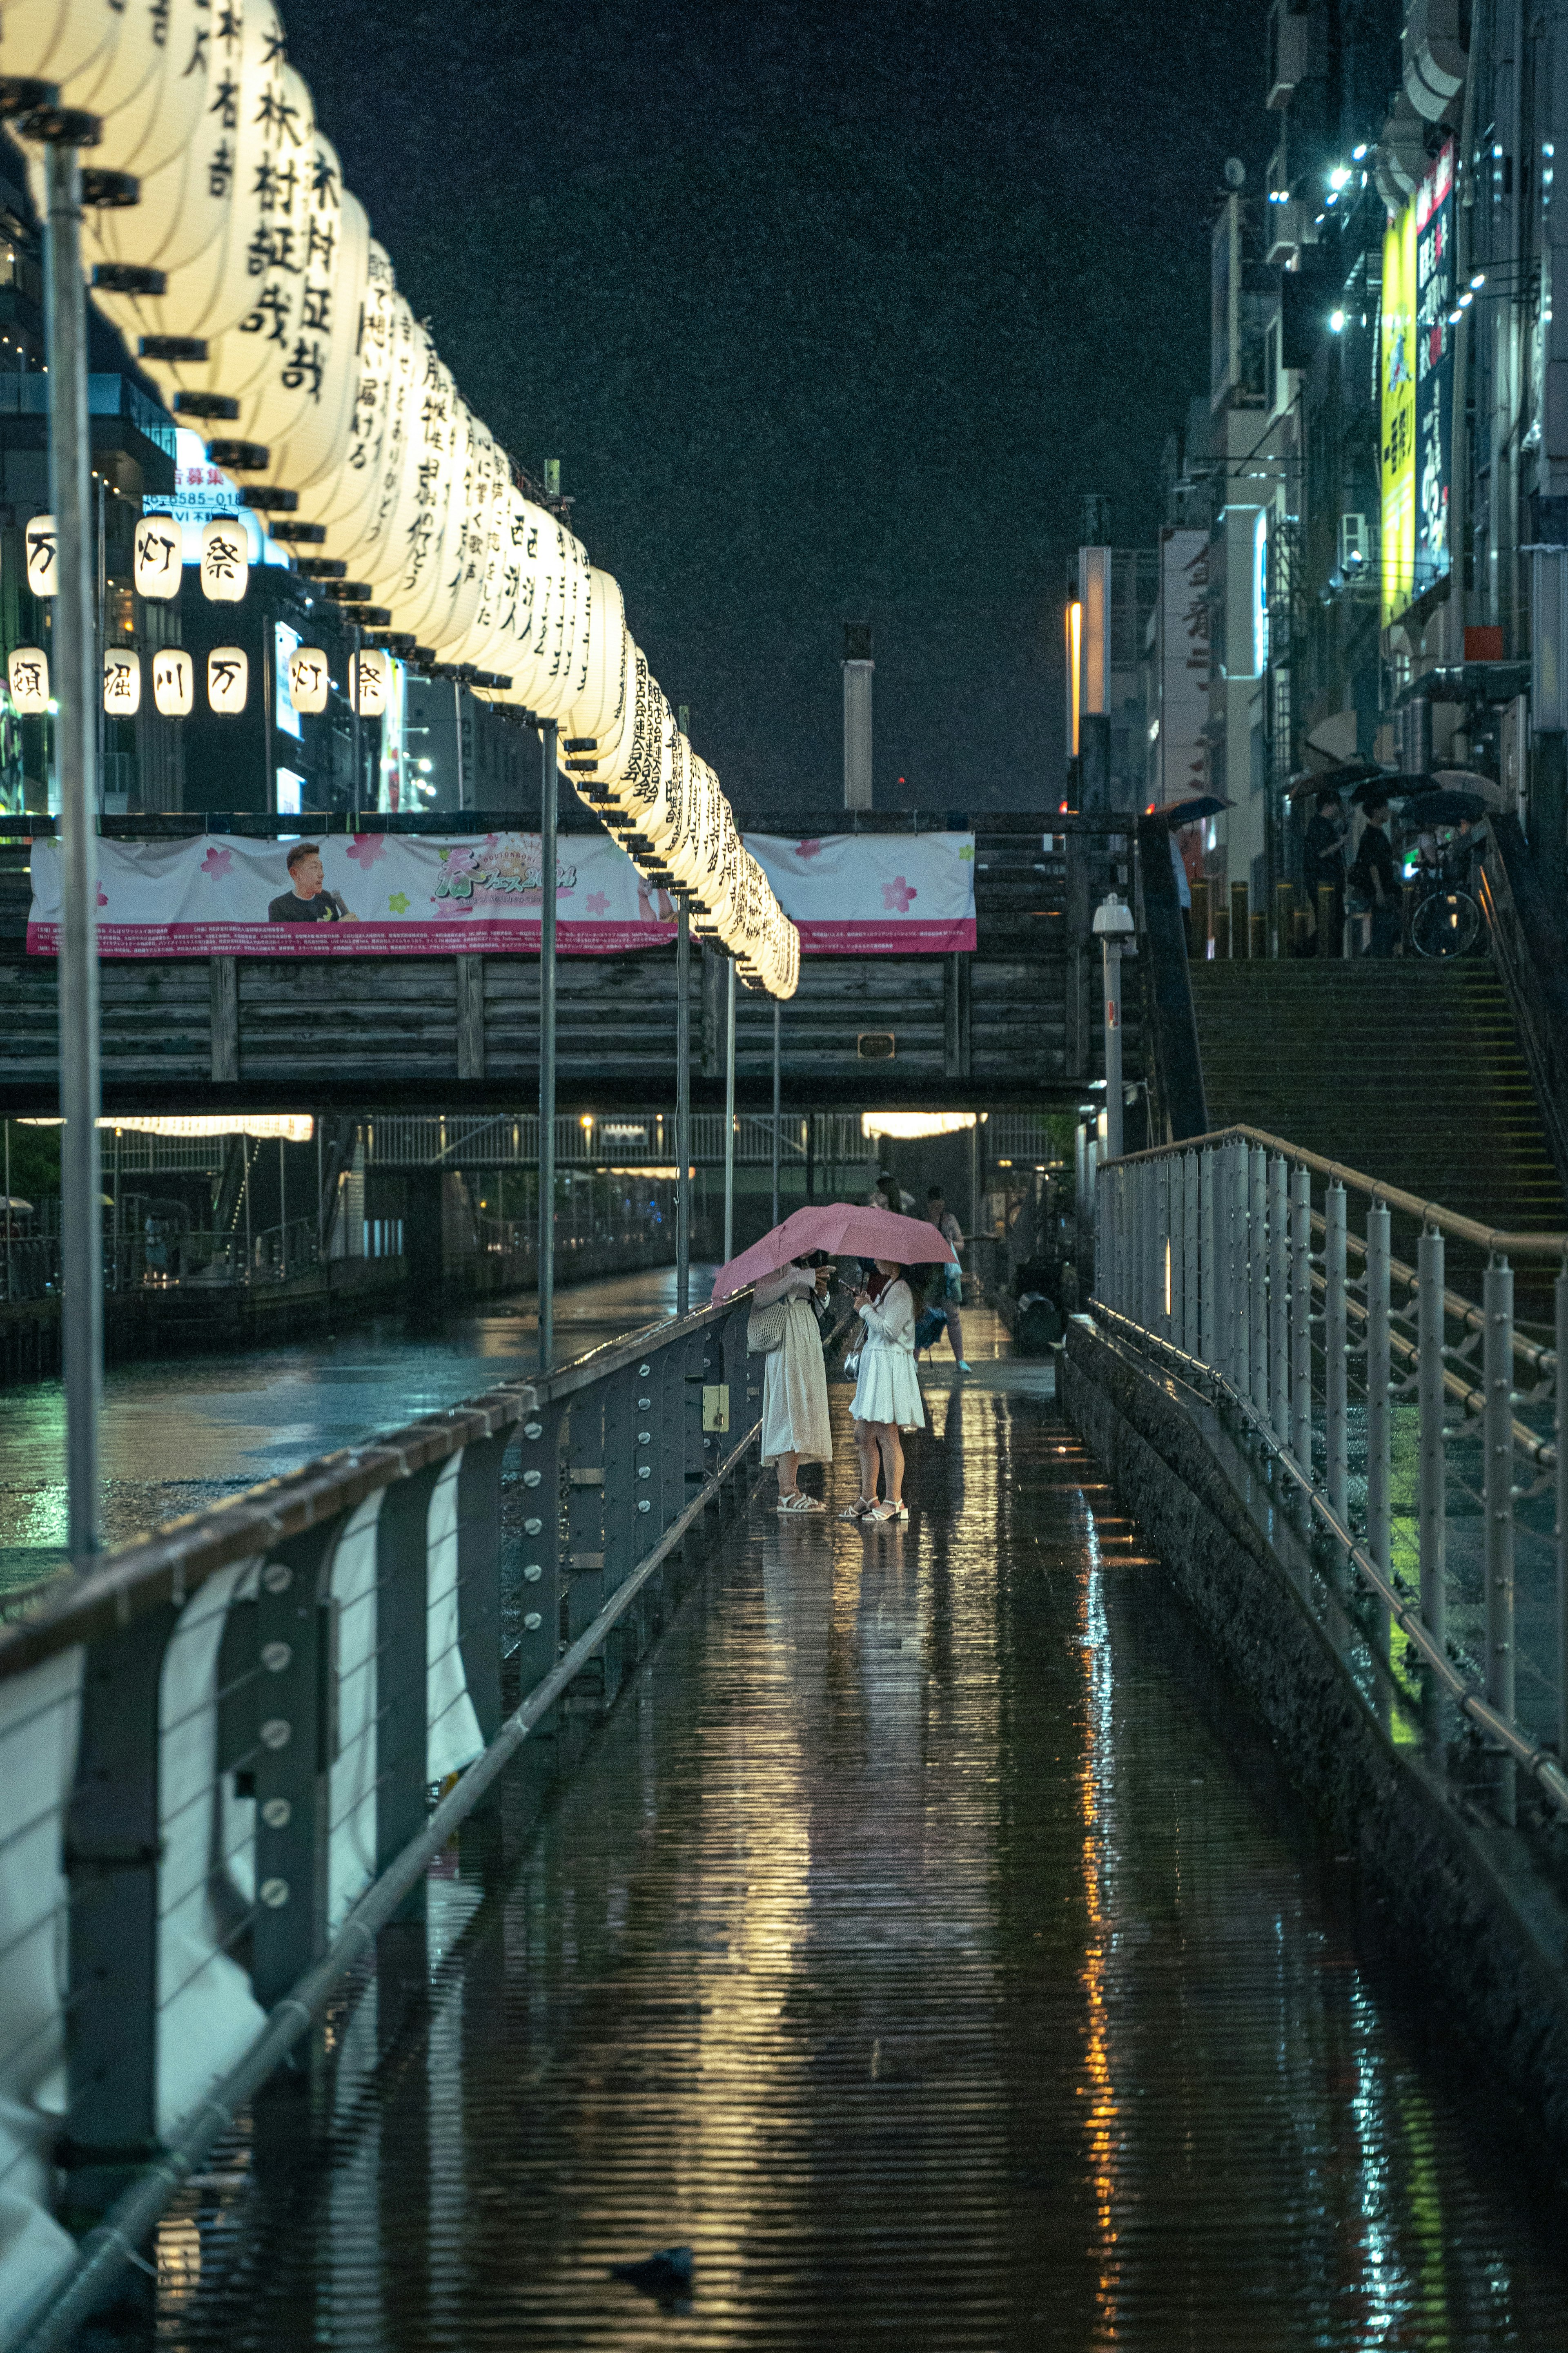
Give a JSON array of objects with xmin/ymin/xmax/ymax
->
[
  {"xmin": 0, "ymin": 1646, "xmax": 81, "ymax": 2325},
  {"xmin": 328, "ymin": 1491, "xmax": 381, "ymax": 1933},
  {"xmin": 425, "ymin": 1452, "xmax": 483, "ymax": 1786},
  {"xmin": 157, "ymin": 1559, "xmax": 267, "ymax": 2141}
]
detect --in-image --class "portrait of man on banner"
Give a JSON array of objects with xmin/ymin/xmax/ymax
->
[{"xmin": 267, "ymin": 841, "xmax": 355, "ymax": 923}]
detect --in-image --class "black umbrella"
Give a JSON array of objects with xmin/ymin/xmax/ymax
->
[
  {"xmin": 1348, "ymin": 776, "xmax": 1417, "ymax": 811},
  {"xmin": 1398, "ymin": 789, "xmax": 1486, "ymax": 828},
  {"xmin": 1287, "ymin": 757, "xmax": 1394, "ymax": 801},
  {"xmin": 1157, "ymin": 794, "xmax": 1231, "ymax": 827}
]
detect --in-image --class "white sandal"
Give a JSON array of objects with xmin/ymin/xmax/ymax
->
[{"xmin": 777, "ymin": 1491, "xmax": 826, "ymax": 1513}]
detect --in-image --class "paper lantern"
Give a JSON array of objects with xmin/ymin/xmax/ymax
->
[
  {"xmin": 208, "ymin": 647, "xmax": 249, "ymax": 714},
  {"xmin": 288, "ymin": 646, "xmax": 330, "ymax": 716},
  {"xmin": 201, "ymin": 518, "xmax": 249, "ymax": 604},
  {"xmin": 24, "ymin": 515, "xmax": 57, "ymax": 599},
  {"xmin": 350, "ymin": 647, "xmax": 389, "ymax": 717},
  {"xmin": 103, "ymin": 649, "xmax": 141, "ymax": 716},
  {"xmin": 7, "ymin": 647, "xmax": 48, "ymax": 715},
  {"xmin": 152, "ymin": 648, "xmax": 194, "ymax": 717},
  {"xmin": 134, "ymin": 514, "xmax": 184, "ymax": 602}
]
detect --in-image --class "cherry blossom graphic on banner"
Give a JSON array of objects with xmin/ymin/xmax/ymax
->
[{"xmin": 744, "ymin": 831, "xmax": 976, "ymax": 952}]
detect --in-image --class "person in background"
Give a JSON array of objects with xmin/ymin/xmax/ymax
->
[
  {"xmin": 869, "ymin": 1169, "xmax": 915, "ymax": 1214},
  {"xmin": 1303, "ymin": 790, "xmax": 1347, "ymax": 956},
  {"xmin": 841, "ymin": 1258, "xmax": 925, "ymax": 1524},
  {"xmin": 1349, "ymin": 797, "xmax": 1399, "ymax": 957},
  {"xmin": 754, "ymin": 1252, "xmax": 833, "ymax": 1512},
  {"xmin": 923, "ymin": 1184, "xmax": 970, "ymax": 1372}
]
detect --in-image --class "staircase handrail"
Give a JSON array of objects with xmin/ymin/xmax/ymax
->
[
  {"xmin": 1134, "ymin": 814, "xmax": 1208, "ymax": 1142},
  {"xmin": 1478, "ymin": 816, "xmax": 1568, "ymax": 1202}
]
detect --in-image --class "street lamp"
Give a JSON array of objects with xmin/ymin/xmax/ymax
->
[{"xmin": 1092, "ymin": 891, "xmax": 1136, "ymax": 1162}]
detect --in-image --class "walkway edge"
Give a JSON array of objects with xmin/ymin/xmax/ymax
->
[{"xmin": 1061, "ymin": 1314, "xmax": 1568, "ymax": 2168}]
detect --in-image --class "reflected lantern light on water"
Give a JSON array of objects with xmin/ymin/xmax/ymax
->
[
  {"xmin": 133, "ymin": 513, "xmax": 183, "ymax": 601},
  {"xmin": 103, "ymin": 649, "xmax": 141, "ymax": 715},
  {"xmin": 151, "ymin": 647, "xmax": 194, "ymax": 717},
  {"xmin": 207, "ymin": 646, "xmax": 249, "ymax": 713},
  {"xmin": 288, "ymin": 646, "xmax": 329, "ymax": 714},
  {"xmin": 200, "ymin": 517, "xmax": 249, "ymax": 603},
  {"xmin": 24, "ymin": 515, "xmax": 57, "ymax": 599},
  {"xmin": 8, "ymin": 647, "xmax": 48, "ymax": 714}
]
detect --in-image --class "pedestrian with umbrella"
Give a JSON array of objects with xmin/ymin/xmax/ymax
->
[
  {"xmin": 1303, "ymin": 789, "xmax": 1349, "ymax": 955},
  {"xmin": 1348, "ymin": 794, "xmax": 1399, "ymax": 956}
]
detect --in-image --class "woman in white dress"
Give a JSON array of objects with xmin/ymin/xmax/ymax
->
[
  {"xmin": 755, "ymin": 1256, "xmax": 833, "ymax": 1512},
  {"xmin": 842, "ymin": 1258, "xmax": 924, "ymax": 1524}
]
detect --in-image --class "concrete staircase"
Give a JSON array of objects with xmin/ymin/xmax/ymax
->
[{"xmin": 1187, "ymin": 960, "xmax": 1565, "ymax": 1233}]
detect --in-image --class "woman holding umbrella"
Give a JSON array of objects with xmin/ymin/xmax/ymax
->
[{"xmin": 843, "ymin": 1259, "xmax": 926, "ymax": 1523}]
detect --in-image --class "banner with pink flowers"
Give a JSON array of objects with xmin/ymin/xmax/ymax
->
[
  {"xmin": 25, "ymin": 831, "xmax": 680, "ymax": 957},
  {"xmin": 744, "ymin": 831, "xmax": 976, "ymax": 952},
  {"xmin": 27, "ymin": 827, "xmax": 977, "ymax": 957}
]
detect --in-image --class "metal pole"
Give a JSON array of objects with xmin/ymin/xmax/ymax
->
[
  {"xmin": 112, "ymin": 1126, "xmax": 120, "ymax": 1290},
  {"xmin": 1102, "ymin": 939, "xmax": 1123, "ymax": 1161},
  {"xmin": 1270, "ymin": 1155, "xmax": 1289, "ymax": 1443},
  {"xmin": 1484, "ymin": 1254, "xmax": 1516, "ymax": 1823},
  {"xmin": 675, "ymin": 893, "xmax": 691, "ymax": 1315},
  {"xmin": 1290, "ymin": 1162, "xmax": 1312, "ymax": 1475},
  {"xmin": 1183, "ymin": 1149, "xmax": 1198, "ymax": 1355},
  {"xmin": 723, "ymin": 954, "xmax": 736, "ymax": 1264},
  {"xmin": 452, "ymin": 679, "xmax": 465, "ymax": 813},
  {"xmin": 1419, "ymin": 1227, "xmax": 1447, "ymax": 1659},
  {"xmin": 46, "ymin": 135, "xmax": 102, "ymax": 1561},
  {"xmin": 537, "ymin": 719, "xmax": 557, "ymax": 1369},
  {"xmin": 316, "ymin": 1120, "xmax": 324, "ymax": 1266},
  {"xmin": 1366, "ymin": 1197, "xmax": 1391, "ymax": 1663},
  {"xmin": 1557, "ymin": 1260, "xmax": 1568, "ymax": 1754},
  {"xmin": 770, "ymin": 996, "xmax": 781, "ymax": 1227},
  {"xmin": 3, "ymin": 1119, "xmax": 10, "ymax": 1303},
  {"xmin": 350, "ymin": 620, "xmax": 363, "ymax": 825},
  {"xmin": 1232, "ymin": 1140, "xmax": 1249, "ymax": 1401},
  {"xmin": 242, "ymin": 1137, "xmax": 252, "ymax": 1282},
  {"xmin": 1156, "ymin": 1155, "xmax": 1171, "ymax": 1340},
  {"xmin": 1250, "ymin": 1142, "xmax": 1268, "ymax": 1421},
  {"xmin": 1325, "ymin": 1182, "xmax": 1348, "ymax": 1554},
  {"xmin": 95, "ymin": 472, "xmax": 105, "ymax": 817},
  {"xmin": 1200, "ymin": 1146, "xmax": 1216, "ymax": 1367},
  {"xmin": 279, "ymin": 1134, "xmax": 287, "ymax": 1282}
]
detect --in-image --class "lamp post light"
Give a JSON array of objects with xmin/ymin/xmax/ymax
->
[{"xmin": 1093, "ymin": 891, "xmax": 1136, "ymax": 1163}]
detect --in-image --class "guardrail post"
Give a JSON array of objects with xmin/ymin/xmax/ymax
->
[
  {"xmin": 1419, "ymin": 1227, "xmax": 1447, "ymax": 1709},
  {"xmin": 455, "ymin": 1433, "xmax": 508, "ymax": 1746},
  {"xmin": 374, "ymin": 1463, "xmax": 448, "ymax": 1914},
  {"xmin": 1326, "ymin": 1182, "xmax": 1348, "ymax": 1559},
  {"xmin": 600, "ymin": 1365, "xmax": 641, "ymax": 1692},
  {"xmin": 1558, "ymin": 1259, "xmax": 1568, "ymax": 1755},
  {"xmin": 1202, "ymin": 1146, "xmax": 1219, "ymax": 1371},
  {"xmin": 566, "ymin": 1383, "xmax": 608, "ymax": 1665},
  {"xmin": 1182, "ymin": 1150, "xmax": 1199, "ymax": 1355},
  {"xmin": 1231, "ymin": 1140, "xmax": 1249, "ymax": 1402},
  {"xmin": 1485, "ymin": 1254, "xmax": 1517, "ymax": 1825},
  {"xmin": 1140, "ymin": 1158, "xmax": 1156, "ymax": 1329},
  {"xmin": 1156, "ymin": 1155, "xmax": 1172, "ymax": 1341},
  {"xmin": 1290, "ymin": 1162, "xmax": 1311, "ymax": 1475},
  {"xmin": 1366, "ymin": 1198, "xmax": 1392, "ymax": 1665},
  {"xmin": 1270, "ymin": 1155, "xmax": 1289, "ymax": 1443},
  {"xmin": 1250, "ymin": 1142, "xmax": 1268, "ymax": 1421}
]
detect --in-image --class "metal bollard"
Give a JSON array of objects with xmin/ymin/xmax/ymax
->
[
  {"xmin": 1418, "ymin": 1226, "xmax": 1446, "ymax": 1662},
  {"xmin": 1290, "ymin": 1162, "xmax": 1312, "ymax": 1476},
  {"xmin": 1183, "ymin": 1151, "xmax": 1199, "ymax": 1356},
  {"xmin": 1325, "ymin": 1182, "xmax": 1348, "ymax": 1554},
  {"xmin": 1270, "ymin": 1155, "xmax": 1290, "ymax": 1444},
  {"xmin": 1557, "ymin": 1260, "xmax": 1568, "ymax": 1755},
  {"xmin": 1484, "ymin": 1255, "xmax": 1517, "ymax": 1824},
  {"xmin": 1366, "ymin": 1198, "xmax": 1391, "ymax": 1663},
  {"xmin": 1250, "ymin": 1143, "xmax": 1269, "ymax": 1422},
  {"xmin": 1201, "ymin": 1148, "xmax": 1218, "ymax": 1369}
]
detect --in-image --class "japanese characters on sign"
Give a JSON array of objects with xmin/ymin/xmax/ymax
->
[
  {"xmin": 1414, "ymin": 141, "xmax": 1454, "ymax": 603},
  {"xmin": 103, "ymin": 649, "xmax": 141, "ymax": 716}
]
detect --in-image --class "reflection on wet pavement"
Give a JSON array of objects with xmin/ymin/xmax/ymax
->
[
  {"xmin": 0, "ymin": 1264, "xmax": 711, "ymax": 1590},
  {"xmin": 156, "ymin": 1365, "xmax": 1568, "ymax": 2351}
]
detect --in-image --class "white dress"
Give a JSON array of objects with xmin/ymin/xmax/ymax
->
[
  {"xmin": 757, "ymin": 1266, "xmax": 832, "ymax": 1468},
  {"xmin": 850, "ymin": 1278, "xmax": 925, "ymax": 1431}
]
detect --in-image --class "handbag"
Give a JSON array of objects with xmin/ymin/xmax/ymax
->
[
  {"xmin": 842, "ymin": 1319, "xmax": 867, "ymax": 1381},
  {"xmin": 747, "ymin": 1298, "xmax": 790, "ymax": 1355}
]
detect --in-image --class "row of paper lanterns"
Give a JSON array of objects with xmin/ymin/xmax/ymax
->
[
  {"xmin": 1, "ymin": 0, "xmax": 800, "ymax": 996},
  {"xmin": 22, "ymin": 511, "xmax": 254, "ymax": 604},
  {"xmin": 7, "ymin": 640, "xmax": 388, "ymax": 719}
]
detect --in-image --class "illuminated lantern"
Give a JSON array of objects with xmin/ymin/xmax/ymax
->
[
  {"xmin": 152, "ymin": 647, "xmax": 194, "ymax": 717},
  {"xmin": 201, "ymin": 517, "xmax": 249, "ymax": 604},
  {"xmin": 103, "ymin": 648, "xmax": 141, "ymax": 716},
  {"xmin": 288, "ymin": 646, "xmax": 330, "ymax": 716},
  {"xmin": 7, "ymin": 647, "xmax": 49, "ymax": 714},
  {"xmin": 134, "ymin": 514, "xmax": 183, "ymax": 602},
  {"xmin": 350, "ymin": 647, "xmax": 389, "ymax": 717},
  {"xmin": 207, "ymin": 647, "xmax": 249, "ymax": 714},
  {"xmin": 24, "ymin": 515, "xmax": 57, "ymax": 599}
]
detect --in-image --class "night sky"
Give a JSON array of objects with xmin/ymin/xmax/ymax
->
[{"xmin": 289, "ymin": 0, "xmax": 1266, "ymax": 817}]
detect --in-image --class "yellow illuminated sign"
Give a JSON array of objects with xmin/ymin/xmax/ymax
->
[{"xmin": 1380, "ymin": 201, "xmax": 1417, "ymax": 623}]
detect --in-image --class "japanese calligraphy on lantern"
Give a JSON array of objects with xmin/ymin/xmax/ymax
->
[
  {"xmin": 201, "ymin": 517, "xmax": 249, "ymax": 602},
  {"xmin": 24, "ymin": 515, "xmax": 57, "ymax": 598},
  {"xmin": 103, "ymin": 649, "xmax": 141, "ymax": 715},
  {"xmin": 152, "ymin": 648, "xmax": 194, "ymax": 717},
  {"xmin": 134, "ymin": 515, "xmax": 183, "ymax": 601}
]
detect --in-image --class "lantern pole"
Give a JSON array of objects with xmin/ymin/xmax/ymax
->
[
  {"xmin": 43, "ymin": 125, "xmax": 103, "ymax": 1560},
  {"xmin": 771, "ymin": 995, "xmax": 781, "ymax": 1227},
  {"xmin": 452, "ymin": 678, "xmax": 466, "ymax": 813},
  {"xmin": 723, "ymin": 954, "xmax": 737, "ymax": 1263},
  {"xmin": 675, "ymin": 893, "xmax": 691, "ymax": 1315},
  {"xmin": 537, "ymin": 714, "xmax": 557, "ymax": 1371},
  {"xmin": 349, "ymin": 620, "xmax": 363, "ymax": 825}
]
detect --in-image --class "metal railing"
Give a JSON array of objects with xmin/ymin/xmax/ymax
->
[
  {"xmin": 0, "ymin": 1283, "xmax": 786, "ymax": 2351},
  {"xmin": 1093, "ymin": 1125, "xmax": 1568, "ymax": 1831}
]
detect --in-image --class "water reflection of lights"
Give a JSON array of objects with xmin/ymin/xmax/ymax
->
[{"xmin": 1078, "ymin": 1497, "xmax": 1119, "ymax": 2335}]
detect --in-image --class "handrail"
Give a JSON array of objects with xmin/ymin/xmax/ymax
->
[
  {"xmin": 1134, "ymin": 812, "xmax": 1208, "ymax": 1142},
  {"xmin": 1102, "ymin": 1121, "xmax": 1568, "ymax": 1259}
]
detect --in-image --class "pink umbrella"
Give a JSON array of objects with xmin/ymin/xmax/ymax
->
[{"xmin": 710, "ymin": 1204, "xmax": 957, "ymax": 1304}]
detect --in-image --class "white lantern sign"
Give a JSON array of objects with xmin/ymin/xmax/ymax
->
[
  {"xmin": 7, "ymin": 646, "xmax": 48, "ymax": 714},
  {"xmin": 349, "ymin": 646, "xmax": 388, "ymax": 717},
  {"xmin": 200, "ymin": 517, "xmax": 250, "ymax": 604},
  {"xmin": 134, "ymin": 515, "xmax": 184, "ymax": 602},
  {"xmin": 152, "ymin": 647, "xmax": 194, "ymax": 717},
  {"xmin": 24, "ymin": 515, "xmax": 57, "ymax": 599},
  {"xmin": 207, "ymin": 646, "xmax": 249, "ymax": 714},
  {"xmin": 103, "ymin": 649, "xmax": 141, "ymax": 716},
  {"xmin": 288, "ymin": 646, "xmax": 330, "ymax": 715}
]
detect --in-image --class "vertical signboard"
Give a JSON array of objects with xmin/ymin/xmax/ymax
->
[
  {"xmin": 1156, "ymin": 528, "xmax": 1209, "ymax": 802},
  {"xmin": 1380, "ymin": 199, "xmax": 1417, "ymax": 622},
  {"xmin": 1414, "ymin": 140, "xmax": 1454, "ymax": 600}
]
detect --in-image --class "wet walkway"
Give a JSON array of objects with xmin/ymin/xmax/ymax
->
[{"xmin": 151, "ymin": 1334, "xmax": 1568, "ymax": 2350}]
